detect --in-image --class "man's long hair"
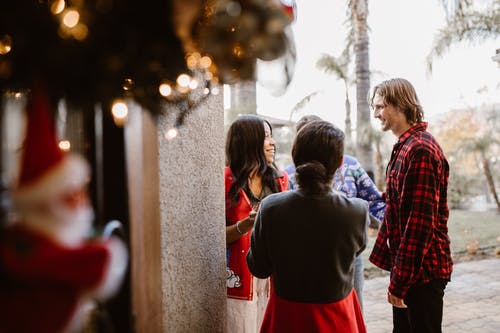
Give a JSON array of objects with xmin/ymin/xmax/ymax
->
[{"xmin": 371, "ymin": 78, "xmax": 424, "ymax": 125}]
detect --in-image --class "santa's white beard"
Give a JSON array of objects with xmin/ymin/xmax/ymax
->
[{"xmin": 21, "ymin": 203, "xmax": 94, "ymax": 247}]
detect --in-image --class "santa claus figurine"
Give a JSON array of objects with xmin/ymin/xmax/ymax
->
[{"xmin": 0, "ymin": 89, "xmax": 128, "ymax": 333}]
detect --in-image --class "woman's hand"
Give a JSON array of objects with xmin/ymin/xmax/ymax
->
[
  {"xmin": 247, "ymin": 209, "xmax": 257, "ymax": 224},
  {"xmin": 226, "ymin": 207, "xmax": 259, "ymax": 245},
  {"xmin": 239, "ymin": 208, "xmax": 258, "ymax": 232}
]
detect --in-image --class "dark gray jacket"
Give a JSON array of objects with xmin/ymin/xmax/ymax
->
[{"xmin": 247, "ymin": 189, "xmax": 369, "ymax": 304}]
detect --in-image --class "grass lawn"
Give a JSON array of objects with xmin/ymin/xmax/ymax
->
[
  {"xmin": 363, "ymin": 209, "xmax": 500, "ymax": 277},
  {"xmin": 447, "ymin": 209, "xmax": 500, "ymax": 253}
]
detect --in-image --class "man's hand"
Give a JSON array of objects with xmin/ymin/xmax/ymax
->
[{"xmin": 388, "ymin": 291, "xmax": 407, "ymax": 308}]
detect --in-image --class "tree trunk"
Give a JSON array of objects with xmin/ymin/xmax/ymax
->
[
  {"xmin": 375, "ymin": 141, "xmax": 385, "ymax": 191},
  {"xmin": 482, "ymin": 155, "xmax": 500, "ymax": 213},
  {"xmin": 344, "ymin": 82, "xmax": 352, "ymax": 147},
  {"xmin": 352, "ymin": 0, "xmax": 374, "ymax": 173},
  {"xmin": 225, "ymin": 81, "xmax": 257, "ymax": 127}
]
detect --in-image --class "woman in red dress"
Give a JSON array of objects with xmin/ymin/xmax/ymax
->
[
  {"xmin": 247, "ymin": 120, "xmax": 367, "ymax": 333},
  {"xmin": 225, "ymin": 115, "xmax": 288, "ymax": 332}
]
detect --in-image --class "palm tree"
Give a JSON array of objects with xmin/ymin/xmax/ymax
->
[
  {"xmin": 358, "ymin": 124, "xmax": 387, "ymax": 188},
  {"xmin": 462, "ymin": 133, "xmax": 500, "ymax": 213},
  {"xmin": 372, "ymin": 130, "xmax": 386, "ymax": 191},
  {"xmin": 288, "ymin": 91, "xmax": 321, "ymax": 122},
  {"xmin": 350, "ymin": 0, "xmax": 374, "ymax": 174},
  {"xmin": 317, "ymin": 48, "xmax": 354, "ymax": 152},
  {"xmin": 225, "ymin": 81, "xmax": 257, "ymax": 128},
  {"xmin": 427, "ymin": 0, "xmax": 500, "ymax": 72}
]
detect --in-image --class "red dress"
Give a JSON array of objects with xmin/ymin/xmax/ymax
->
[{"xmin": 261, "ymin": 289, "xmax": 366, "ymax": 333}]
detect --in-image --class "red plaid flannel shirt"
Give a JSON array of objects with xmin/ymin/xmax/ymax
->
[{"xmin": 369, "ymin": 122, "xmax": 453, "ymax": 298}]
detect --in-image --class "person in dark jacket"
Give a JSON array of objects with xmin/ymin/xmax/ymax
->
[
  {"xmin": 247, "ymin": 120, "xmax": 368, "ymax": 333},
  {"xmin": 285, "ymin": 114, "xmax": 385, "ymax": 311}
]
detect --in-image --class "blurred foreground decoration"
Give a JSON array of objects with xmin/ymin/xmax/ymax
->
[
  {"xmin": 196, "ymin": 0, "xmax": 294, "ymax": 84},
  {"xmin": 0, "ymin": 88, "xmax": 128, "ymax": 333},
  {"xmin": 0, "ymin": 0, "xmax": 296, "ymax": 126}
]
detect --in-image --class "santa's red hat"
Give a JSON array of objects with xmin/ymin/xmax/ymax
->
[
  {"xmin": 279, "ymin": 0, "xmax": 297, "ymax": 22},
  {"xmin": 13, "ymin": 88, "xmax": 89, "ymax": 206}
]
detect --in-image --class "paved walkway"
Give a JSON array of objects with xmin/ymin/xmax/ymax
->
[{"xmin": 364, "ymin": 258, "xmax": 500, "ymax": 333}]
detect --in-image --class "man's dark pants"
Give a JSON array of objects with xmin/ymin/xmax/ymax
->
[{"xmin": 392, "ymin": 279, "xmax": 447, "ymax": 333}]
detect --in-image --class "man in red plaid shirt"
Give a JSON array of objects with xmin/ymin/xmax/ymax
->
[{"xmin": 369, "ymin": 78, "xmax": 452, "ymax": 333}]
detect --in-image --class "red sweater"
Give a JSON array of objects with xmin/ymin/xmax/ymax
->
[{"xmin": 225, "ymin": 166, "xmax": 288, "ymax": 300}]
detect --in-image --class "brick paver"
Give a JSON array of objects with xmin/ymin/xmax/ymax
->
[{"xmin": 364, "ymin": 258, "xmax": 500, "ymax": 332}]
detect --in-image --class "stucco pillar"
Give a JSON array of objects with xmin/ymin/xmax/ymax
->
[
  {"xmin": 125, "ymin": 91, "xmax": 226, "ymax": 332},
  {"xmin": 157, "ymin": 92, "xmax": 226, "ymax": 332}
]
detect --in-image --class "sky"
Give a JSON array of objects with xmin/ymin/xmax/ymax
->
[{"xmin": 253, "ymin": 0, "xmax": 500, "ymax": 129}]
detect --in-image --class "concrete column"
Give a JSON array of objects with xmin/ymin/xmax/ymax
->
[{"xmin": 157, "ymin": 92, "xmax": 226, "ymax": 332}]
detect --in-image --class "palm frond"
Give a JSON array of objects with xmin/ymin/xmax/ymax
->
[
  {"xmin": 438, "ymin": 0, "xmax": 473, "ymax": 21},
  {"xmin": 426, "ymin": 6, "xmax": 500, "ymax": 73},
  {"xmin": 370, "ymin": 69, "xmax": 389, "ymax": 82},
  {"xmin": 317, "ymin": 54, "xmax": 348, "ymax": 81},
  {"xmin": 341, "ymin": 29, "xmax": 355, "ymax": 63},
  {"xmin": 289, "ymin": 91, "xmax": 320, "ymax": 120}
]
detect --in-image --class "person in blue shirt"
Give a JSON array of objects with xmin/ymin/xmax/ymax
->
[{"xmin": 285, "ymin": 115, "xmax": 386, "ymax": 310}]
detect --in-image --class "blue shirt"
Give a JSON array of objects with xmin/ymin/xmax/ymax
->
[{"xmin": 285, "ymin": 155, "xmax": 385, "ymax": 222}]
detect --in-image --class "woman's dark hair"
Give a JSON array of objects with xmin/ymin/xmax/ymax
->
[
  {"xmin": 295, "ymin": 114, "xmax": 322, "ymax": 132},
  {"xmin": 226, "ymin": 115, "xmax": 279, "ymax": 204},
  {"xmin": 292, "ymin": 120, "xmax": 344, "ymax": 193}
]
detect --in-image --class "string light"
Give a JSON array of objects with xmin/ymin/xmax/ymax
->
[
  {"xmin": 122, "ymin": 78, "xmax": 134, "ymax": 91},
  {"xmin": 176, "ymin": 74, "xmax": 191, "ymax": 88},
  {"xmin": 164, "ymin": 127, "xmax": 178, "ymax": 140},
  {"xmin": 111, "ymin": 100, "xmax": 128, "ymax": 126},
  {"xmin": 50, "ymin": 0, "xmax": 66, "ymax": 15},
  {"xmin": 0, "ymin": 34, "xmax": 12, "ymax": 55},
  {"xmin": 204, "ymin": 71, "xmax": 213, "ymax": 80},
  {"xmin": 159, "ymin": 83, "xmax": 172, "ymax": 97},
  {"xmin": 232, "ymin": 44, "xmax": 244, "ymax": 58},
  {"xmin": 188, "ymin": 78, "xmax": 199, "ymax": 90},
  {"xmin": 62, "ymin": 9, "xmax": 80, "ymax": 28},
  {"xmin": 58, "ymin": 140, "xmax": 71, "ymax": 152},
  {"xmin": 199, "ymin": 56, "xmax": 212, "ymax": 69},
  {"xmin": 186, "ymin": 52, "xmax": 201, "ymax": 70},
  {"xmin": 72, "ymin": 23, "xmax": 88, "ymax": 40}
]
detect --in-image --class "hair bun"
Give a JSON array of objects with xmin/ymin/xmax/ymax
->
[{"xmin": 295, "ymin": 161, "xmax": 329, "ymax": 193}]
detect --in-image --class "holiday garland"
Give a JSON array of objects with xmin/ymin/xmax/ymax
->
[{"xmin": 0, "ymin": 0, "xmax": 293, "ymax": 124}]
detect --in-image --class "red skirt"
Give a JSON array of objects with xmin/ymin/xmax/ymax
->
[{"xmin": 260, "ymin": 289, "xmax": 366, "ymax": 333}]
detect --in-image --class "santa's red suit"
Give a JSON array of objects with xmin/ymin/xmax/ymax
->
[
  {"xmin": 0, "ymin": 87, "xmax": 127, "ymax": 333},
  {"xmin": 0, "ymin": 225, "xmax": 126, "ymax": 333}
]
